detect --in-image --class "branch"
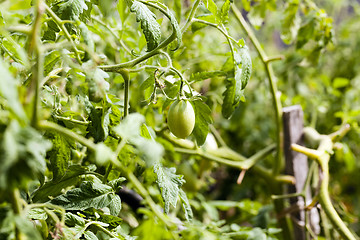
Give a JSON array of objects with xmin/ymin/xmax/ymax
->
[{"xmin": 231, "ymin": 5, "xmax": 284, "ymax": 176}]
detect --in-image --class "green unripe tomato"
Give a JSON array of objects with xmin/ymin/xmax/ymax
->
[{"xmin": 167, "ymin": 99, "xmax": 195, "ymax": 139}]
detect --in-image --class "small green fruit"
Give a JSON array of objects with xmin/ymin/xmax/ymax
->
[{"xmin": 167, "ymin": 99, "xmax": 195, "ymax": 139}]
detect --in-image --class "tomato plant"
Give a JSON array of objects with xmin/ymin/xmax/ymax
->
[{"xmin": 0, "ymin": 0, "xmax": 359, "ymax": 240}]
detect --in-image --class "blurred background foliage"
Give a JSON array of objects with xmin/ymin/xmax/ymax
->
[{"xmin": 0, "ymin": 0, "xmax": 359, "ymax": 239}]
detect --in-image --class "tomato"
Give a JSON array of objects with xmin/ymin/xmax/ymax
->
[{"xmin": 167, "ymin": 99, "xmax": 195, "ymax": 139}]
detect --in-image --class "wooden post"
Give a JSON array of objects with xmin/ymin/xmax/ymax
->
[{"xmin": 283, "ymin": 105, "xmax": 320, "ymax": 239}]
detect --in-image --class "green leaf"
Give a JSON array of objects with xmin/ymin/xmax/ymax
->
[
  {"xmin": 296, "ymin": 14, "xmax": 316, "ymax": 49},
  {"xmin": 65, "ymin": 212, "xmax": 86, "ymax": 226},
  {"xmin": 0, "ymin": 58, "xmax": 27, "ymax": 122},
  {"xmin": 280, "ymin": 0, "xmax": 300, "ymax": 44},
  {"xmin": 130, "ymin": 0, "xmax": 161, "ymax": 51},
  {"xmin": 222, "ymin": 77, "xmax": 236, "ymax": 119},
  {"xmin": 117, "ymin": 0, "xmax": 130, "ymax": 24},
  {"xmin": 0, "ymin": 121, "xmax": 52, "ymax": 192},
  {"xmin": 219, "ymin": 0, "xmax": 231, "ymax": 24},
  {"xmin": 204, "ymin": 0, "xmax": 218, "ymax": 20},
  {"xmin": 84, "ymin": 230, "xmax": 98, "ymax": 240},
  {"xmin": 222, "ymin": 46, "xmax": 251, "ymax": 118},
  {"xmin": 191, "ymin": 14, "xmax": 216, "ymax": 32},
  {"xmin": 179, "ymin": 189, "xmax": 193, "ymax": 221},
  {"xmin": 27, "ymin": 208, "xmax": 48, "ymax": 220},
  {"xmin": 192, "ymin": 99, "xmax": 213, "ymax": 146},
  {"xmin": 153, "ymin": 163, "xmax": 185, "ymax": 214},
  {"xmin": 190, "ymin": 71, "xmax": 227, "ymax": 82},
  {"xmin": 238, "ymin": 46, "xmax": 252, "ymax": 90},
  {"xmin": 0, "ymin": 34, "xmax": 29, "ymax": 67},
  {"xmin": 50, "ymin": 178, "xmax": 121, "ymax": 216},
  {"xmin": 140, "ymin": 75, "xmax": 155, "ymax": 90},
  {"xmin": 46, "ymin": 132, "xmax": 71, "ymax": 182},
  {"xmin": 85, "ymin": 98, "xmax": 111, "ymax": 142},
  {"xmin": 58, "ymin": 0, "xmax": 90, "ymax": 20},
  {"xmin": 32, "ymin": 165, "xmax": 91, "ymax": 202},
  {"xmin": 43, "ymin": 50, "xmax": 60, "ymax": 76}
]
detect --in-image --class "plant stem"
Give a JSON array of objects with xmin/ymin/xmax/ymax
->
[
  {"xmin": 38, "ymin": 120, "xmax": 96, "ymax": 151},
  {"xmin": 318, "ymin": 158, "xmax": 357, "ymax": 240},
  {"xmin": 44, "ymin": 4, "xmax": 82, "ymax": 63},
  {"xmin": 30, "ymin": 0, "xmax": 45, "ymax": 128},
  {"xmin": 231, "ymin": 5, "xmax": 284, "ymax": 176},
  {"xmin": 293, "ymin": 128, "xmax": 358, "ymax": 240},
  {"xmin": 181, "ymin": 0, "xmax": 201, "ymax": 33},
  {"xmin": 120, "ymin": 70, "xmax": 130, "ymax": 118},
  {"xmin": 231, "ymin": 7, "xmax": 290, "ymax": 238}
]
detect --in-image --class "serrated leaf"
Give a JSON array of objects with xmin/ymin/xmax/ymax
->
[
  {"xmin": 50, "ymin": 178, "xmax": 121, "ymax": 216},
  {"xmin": 190, "ymin": 71, "xmax": 227, "ymax": 82},
  {"xmin": 130, "ymin": 0, "xmax": 161, "ymax": 51},
  {"xmin": 239, "ymin": 46, "xmax": 252, "ymax": 90},
  {"xmin": 65, "ymin": 212, "xmax": 86, "ymax": 226},
  {"xmin": 46, "ymin": 132, "xmax": 71, "ymax": 181},
  {"xmin": 32, "ymin": 165, "xmax": 91, "ymax": 202},
  {"xmin": 192, "ymin": 100, "xmax": 213, "ymax": 146},
  {"xmin": 0, "ymin": 58, "xmax": 27, "ymax": 122},
  {"xmin": 154, "ymin": 163, "xmax": 185, "ymax": 214},
  {"xmin": 222, "ymin": 46, "xmax": 251, "ymax": 118},
  {"xmin": 27, "ymin": 208, "xmax": 47, "ymax": 220},
  {"xmin": 179, "ymin": 189, "xmax": 193, "ymax": 221},
  {"xmin": 58, "ymin": 0, "xmax": 89, "ymax": 20}
]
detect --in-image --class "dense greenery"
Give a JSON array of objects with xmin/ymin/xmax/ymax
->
[{"xmin": 0, "ymin": 0, "xmax": 359, "ymax": 239}]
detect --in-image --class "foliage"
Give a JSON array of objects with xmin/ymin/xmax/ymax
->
[{"xmin": 0, "ymin": 0, "xmax": 359, "ymax": 239}]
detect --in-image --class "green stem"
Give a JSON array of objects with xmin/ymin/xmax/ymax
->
[
  {"xmin": 30, "ymin": 0, "xmax": 45, "ymax": 128},
  {"xmin": 318, "ymin": 160, "xmax": 357, "ymax": 240},
  {"xmin": 294, "ymin": 128, "xmax": 358, "ymax": 240},
  {"xmin": 120, "ymin": 70, "xmax": 130, "ymax": 118},
  {"xmin": 181, "ymin": 0, "xmax": 201, "ymax": 33},
  {"xmin": 38, "ymin": 120, "xmax": 96, "ymax": 151},
  {"xmin": 44, "ymin": 4, "xmax": 82, "ymax": 63},
  {"xmin": 11, "ymin": 188, "xmax": 23, "ymax": 215},
  {"xmin": 11, "ymin": 188, "xmax": 23, "ymax": 240},
  {"xmin": 231, "ymin": 5, "xmax": 284, "ymax": 176}
]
